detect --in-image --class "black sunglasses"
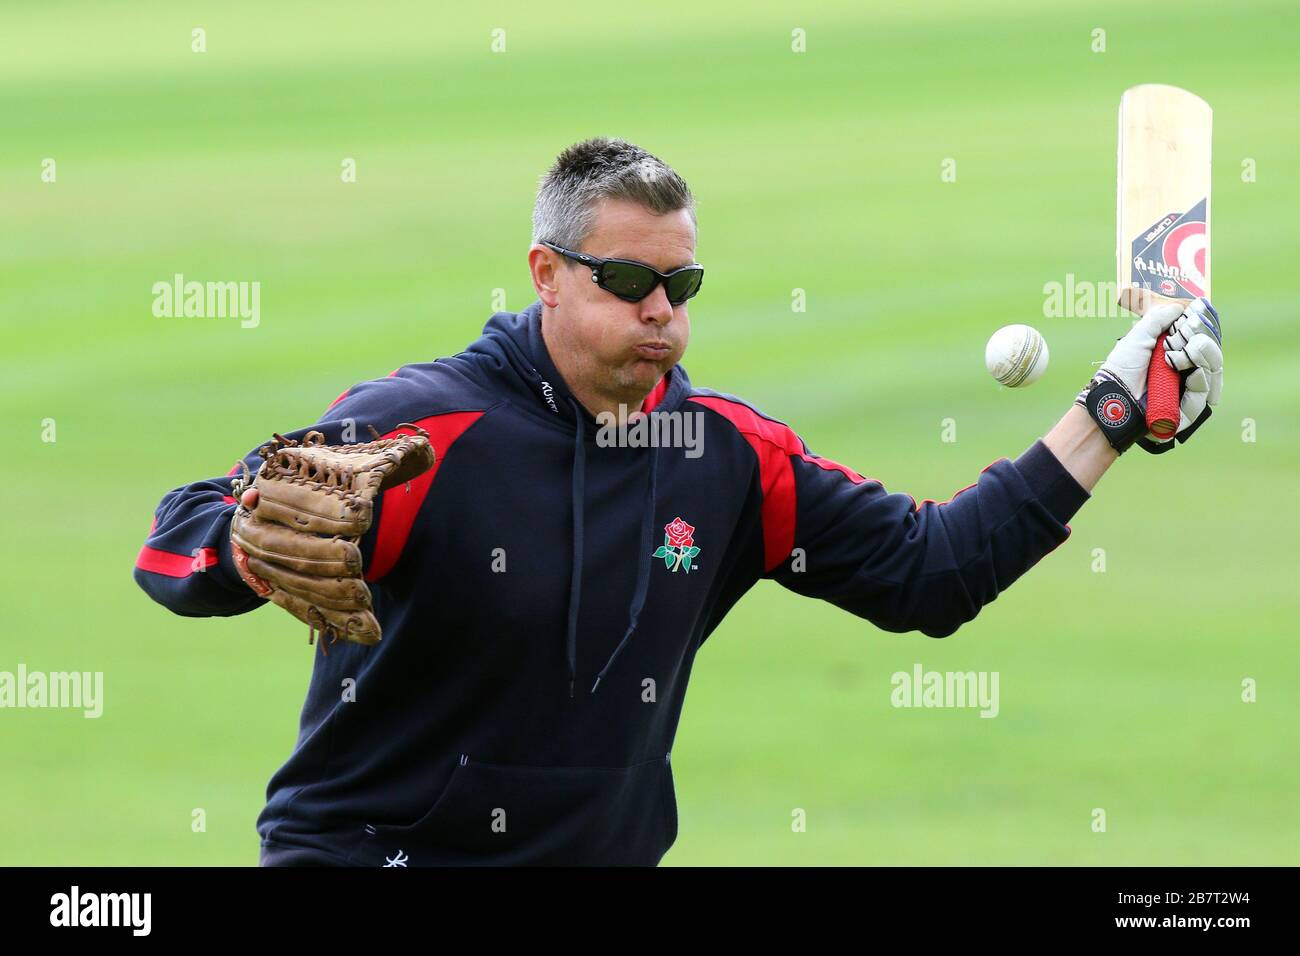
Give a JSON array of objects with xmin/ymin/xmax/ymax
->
[{"xmin": 542, "ymin": 241, "xmax": 704, "ymax": 306}]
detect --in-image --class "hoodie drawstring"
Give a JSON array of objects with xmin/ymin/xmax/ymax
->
[
  {"xmin": 591, "ymin": 444, "xmax": 658, "ymax": 694},
  {"xmin": 562, "ymin": 398, "xmax": 660, "ymax": 697},
  {"xmin": 565, "ymin": 398, "xmax": 586, "ymax": 698}
]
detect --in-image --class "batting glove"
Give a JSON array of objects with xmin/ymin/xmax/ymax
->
[{"xmin": 1075, "ymin": 298, "xmax": 1222, "ymax": 454}]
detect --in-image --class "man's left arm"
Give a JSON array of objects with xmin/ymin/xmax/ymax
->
[
  {"xmin": 765, "ymin": 432, "xmax": 1088, "ymax": 637},
  {"xmin": 766, "ymin": 297, "xmax": 1224, "ymax": 636}
]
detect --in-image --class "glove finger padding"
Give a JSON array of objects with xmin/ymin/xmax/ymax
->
[
  {"xmin": 1166, "ymin": 332, "xmax": 1223, "ymax": 432},
  {"xmin": 229, "ymin": 424, "xmax": 435, "ymax": 649},
  {"xmin": 244, "ymin": 555, "xmax": 373, "ymax": 611},
  {"xmin": 1178, "ymin": 367, "xmax": 1210, "ymax": 429},
  {"xmin": 231, "ymin": 507, "xmax": 363, "ymax": 576},
  {"xmin": 252, "ymin": 482, "xmax": 374, "ymax": 536},
  {"xmin": 1166, "ymin": 328, "xmax": 1223, "ymax": 373}
]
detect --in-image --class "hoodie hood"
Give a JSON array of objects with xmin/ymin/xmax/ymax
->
[{"xmin": 463, "ymin": 301, "xmax": 690, "ymax": 696}]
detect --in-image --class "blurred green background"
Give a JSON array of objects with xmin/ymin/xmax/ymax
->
[{"xmin": 2, "ymin": 0, "xmax": 1296, "ymax": 865}]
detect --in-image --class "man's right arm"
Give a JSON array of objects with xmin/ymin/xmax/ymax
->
[
  {"xmin": 132, "ymin": 378, "xmax": 401, "ymax": 618},
  {"xmin": 132, "ymin": 463, "xmax": 268, "ymax": 617}
]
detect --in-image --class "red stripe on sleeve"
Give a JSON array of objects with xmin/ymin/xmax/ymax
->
[
  {"xmin": 136, "ymin": 505, "xmax": 230, "ymax": 578},
  {"xmin": 365, "ymin": 411, "xmax": 485, "ymax": 582},
  {"xmin": 689, "ymin": 396, "xmax": 879, "ymax": 571},
  {"xmin": 797, "ymin": 452, "xmax": 868, "ymax": 484},
  {"xmin": 135, "ymin": 544, "xmax": 219, "ymax": 578},
  {"xmin": 688, "ymin": 396, "xmax": 801, "ymax": 571}
]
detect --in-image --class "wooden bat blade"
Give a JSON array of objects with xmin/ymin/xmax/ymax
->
[{"xmin": 1116, "ymin": 84, "xmax": 1212, "ymax": 438}]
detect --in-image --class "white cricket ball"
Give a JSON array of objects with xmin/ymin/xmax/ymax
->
[{"xmin": 985, "ymin": 324, "xmax": 1049, "ymax": 387}]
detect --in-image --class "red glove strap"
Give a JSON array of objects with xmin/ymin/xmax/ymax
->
[{"xmin": 231, "ymin": 539, "xmax": 273, "ymax": 597}]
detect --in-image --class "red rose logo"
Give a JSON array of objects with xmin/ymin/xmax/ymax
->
[
  {"xmin": 664, "ymin": 517, "xmax": 695, "ymax": 549},
  {"xmin": 654, "ymin": 517, "xmax": 701, "ymax": 573}
]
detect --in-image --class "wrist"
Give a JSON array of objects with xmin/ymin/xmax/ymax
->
[{"xmin": 1042, "ymin": 404, "xmax": 1118, "ymax": 492}]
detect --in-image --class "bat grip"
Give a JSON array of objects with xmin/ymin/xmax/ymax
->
[{"xmin": 1145, "ymin": 331, "xmax": 1181, "ymax": 439}]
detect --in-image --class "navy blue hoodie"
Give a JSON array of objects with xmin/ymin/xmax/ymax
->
[{"xmin": 134, "ymin": 300, "xmax": 1089, "ymax": 866}]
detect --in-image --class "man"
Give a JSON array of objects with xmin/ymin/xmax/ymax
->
[{"xmin": 134, "ymin": 137, "xmax": 1224, "ymax": 866}]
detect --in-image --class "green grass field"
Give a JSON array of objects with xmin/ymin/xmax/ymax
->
[{"xmin": 2, "ymin": 0, "xmax": 1297, "ymax": 865}]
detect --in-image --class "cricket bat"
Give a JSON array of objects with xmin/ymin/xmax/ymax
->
[{"xmin": 1116, "ymin": 84, "xmax": 1212, "ymax": 439}]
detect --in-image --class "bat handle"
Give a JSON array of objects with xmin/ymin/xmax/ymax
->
[{"xmin": 1145, "ymin": 331, "xmax": 1181, "ymax": 439}]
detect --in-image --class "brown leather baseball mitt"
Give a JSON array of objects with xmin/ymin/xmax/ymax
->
[{"xmin": 229, "ymin": 424, "xmax": 435, "ymax": 649}]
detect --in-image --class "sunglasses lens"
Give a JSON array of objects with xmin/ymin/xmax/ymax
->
[
  {"xmin": 666, "ymin": 268, "xmax": 703, "ymax": 305},
  {"xmin": 600, "ymin": 262, "xmax": 657, "ymax": 301}
]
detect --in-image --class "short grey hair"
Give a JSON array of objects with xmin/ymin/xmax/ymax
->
[{"xmin": 531, "ymin": 137, "xmax": 697, "ymax": 252}]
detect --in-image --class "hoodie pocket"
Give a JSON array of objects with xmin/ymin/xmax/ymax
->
[{"xmin": 349, "ymin": 753, "xmax": 676, "ymax": 866}]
